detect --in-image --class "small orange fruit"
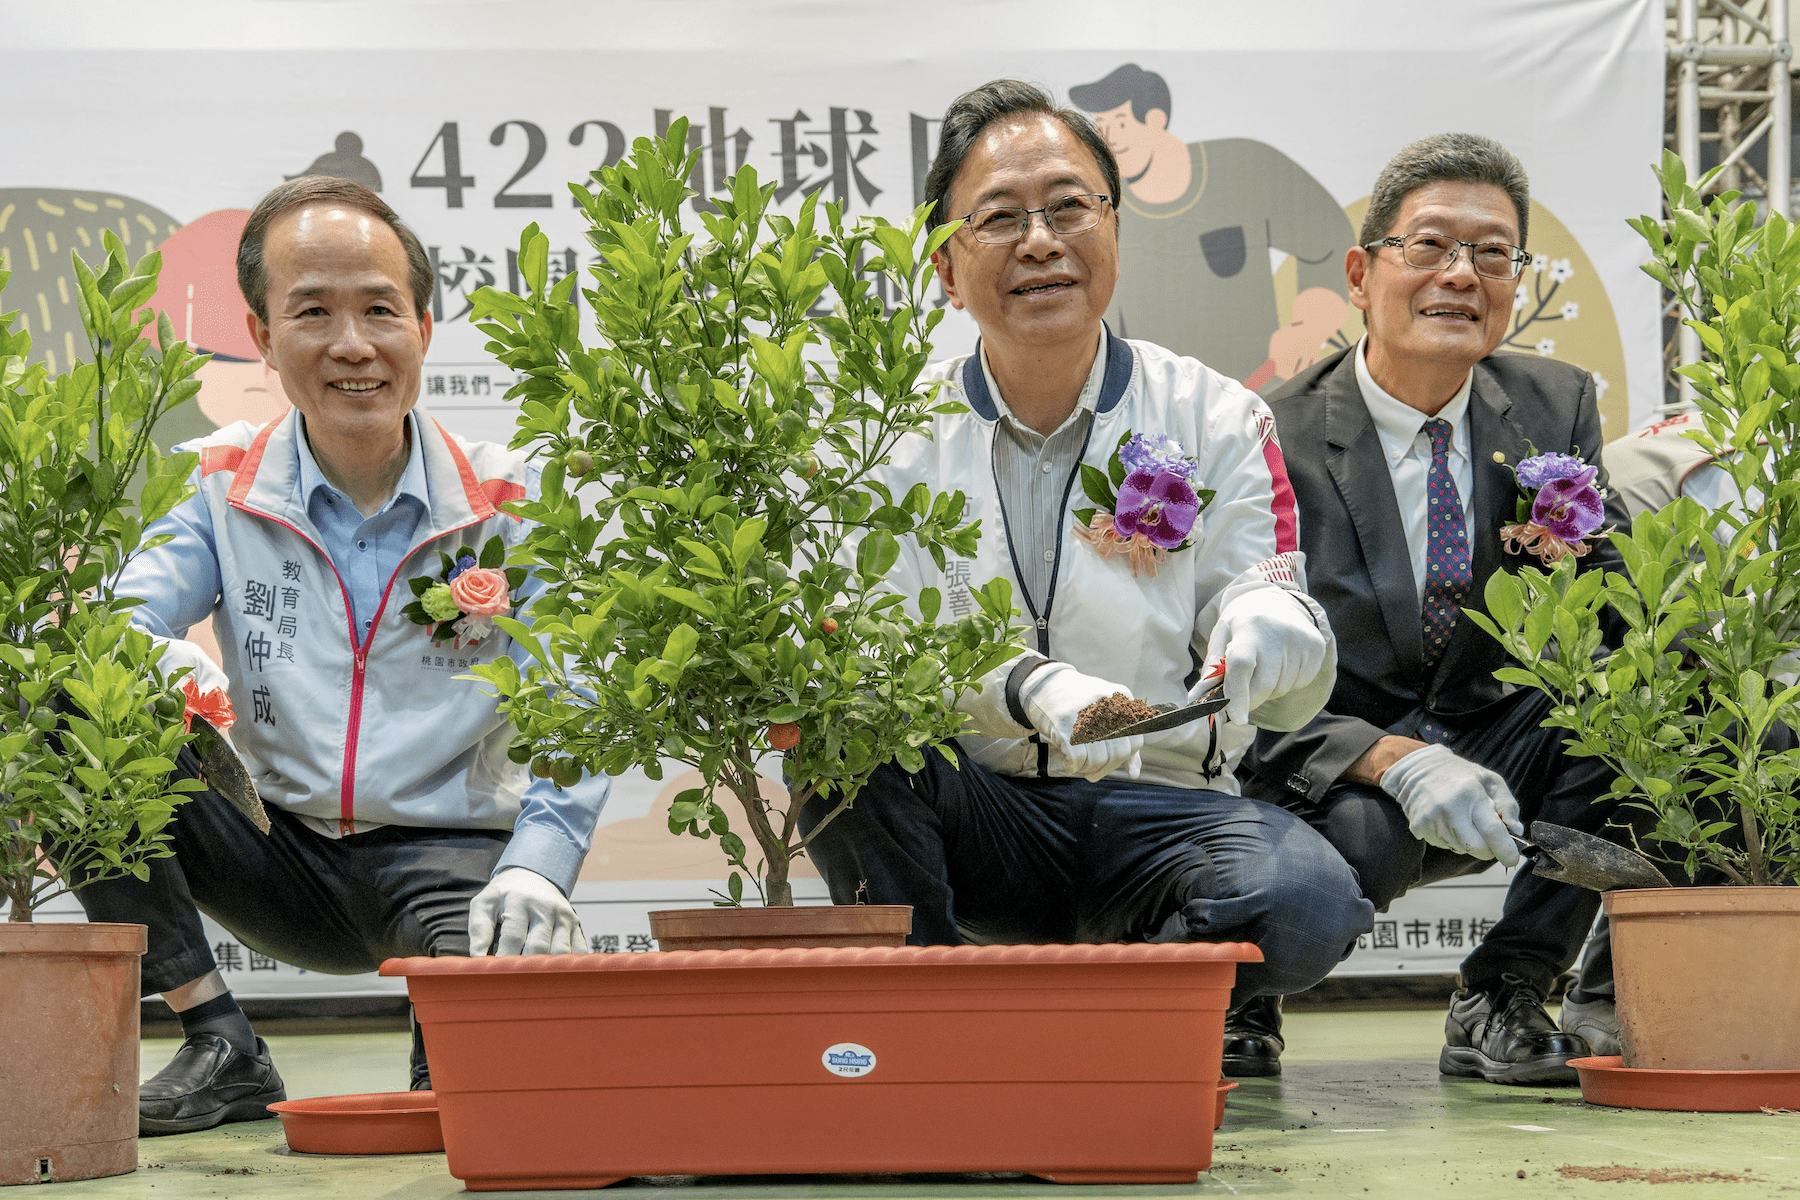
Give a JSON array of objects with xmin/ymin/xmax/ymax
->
[{"xmin": 767, "ymin": 722, "xmax": 801, "ymax": 750}]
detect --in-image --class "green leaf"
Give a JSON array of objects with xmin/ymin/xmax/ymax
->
[
  {"xmin": 730, "ymin": 517, "xmax": 766, "ymax": 571},
  {"xmin": 1080, "ymin": 462, "xmax": 1117, "ymax": 510},
  {"xmin": 856, "ymin": 530, "xmax": 900, "ymax": 579},
  {"xmin": 1108, "ymin": 431, "xmax": 1131, "ymax": 488},
  {"xmin": 654, "ymin": 585, "xmax": 716, "ymax": 618},
  {"xmin": 662, "ymin": 623, "xmax": 699, "ymax": 668}
]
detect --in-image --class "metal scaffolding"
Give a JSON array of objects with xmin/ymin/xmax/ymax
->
[{"xmin": 1665, "ymin": 0, "xmax": 1793, "ymax": 410}]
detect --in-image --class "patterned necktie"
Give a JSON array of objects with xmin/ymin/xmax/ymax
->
[{"xmin": 1420, "ymin": 417, "xmax": 1472, "ymax": 676}]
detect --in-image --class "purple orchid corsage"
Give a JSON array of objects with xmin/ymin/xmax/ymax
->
[
  {"xmin": 1499, "ymin": 449, "xmax": 1607, "ymax": 564},
  {"xmin": 1072, "ymin": 433, "xmax": 1215, "ymax": 577}
]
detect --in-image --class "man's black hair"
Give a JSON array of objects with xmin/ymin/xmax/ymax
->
[
  {"xmin": 923, "ymin": 79, "xmax": 1122, "ymax": 233},
  {"xmin": 1068, "ymin": 63, "xmax": 1172, "ymax": 125},
  {"xmin": 238, "ymin": 176, "xmax": 433, "ymax": 322},
  {"xmin": 1360, "ymin": 133, "xmax": 1531, "ymax": 248}
]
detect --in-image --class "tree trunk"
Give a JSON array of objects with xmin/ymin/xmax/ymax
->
[
  {"xmin": 1740, "ymin": 798, "xmax": 1769, "ymax": 886},
  {"xmin": 4, "ymin": 833, "xmax": 33, "ymax": 921},
  {"xmin": 4, "ymin": 880, "xmax": 31, "ymax": 922},
  {"xmin": 729, "ymin": 745, "xmax": 795, "ymax": 907}
]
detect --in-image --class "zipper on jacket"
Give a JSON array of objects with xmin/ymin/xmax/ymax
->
[{"xmin": 234, "ymin": 502, "xmax": 490, "ymax": 833}]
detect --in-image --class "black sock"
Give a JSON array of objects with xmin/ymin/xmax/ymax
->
[{"xmin": 177, "ymin": 992, "xmax": 257, "ymax": 1055}]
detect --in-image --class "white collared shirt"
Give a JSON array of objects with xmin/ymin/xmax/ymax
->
[{"xmin": 1355, "ymin": 338, "xmax": 1475, "ymax": 604}]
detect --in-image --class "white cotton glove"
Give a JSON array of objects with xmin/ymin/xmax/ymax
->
[
  {"xmin": 468, "ymin": 867, "xmax": 587, "ymax": 956},
  {"xmin": 1378, "ymin": 744, "xmax": 1523, "ymax": 866},
  {"xmin": 1201, "ymin": 593, "xmax": 1330, "ymax": 726},
  {"xmin": 152, "ymin": 635, "xmax": 231, "ymax": 699},
  {"xmin": 1022, "ymin": 662, "xmax": 1144, "ymax": 783}
]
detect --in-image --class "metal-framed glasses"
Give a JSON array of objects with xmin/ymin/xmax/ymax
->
[
  {"xmin": 1366, "ymin": 232, "xmax": 1531, "ymax": 280},
  {"xmin": 959, "ymin": 194, "xmax": 1113, "ymax": 244}
]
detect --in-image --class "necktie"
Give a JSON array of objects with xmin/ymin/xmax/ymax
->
[{"xmin": 1420, "ymin": 417, "xmax": 1472, "ymax": 676}]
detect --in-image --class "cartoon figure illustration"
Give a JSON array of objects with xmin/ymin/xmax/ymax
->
[
  {"xmin": 287, "ymin": 131, "xmax": 383, "ymax": 191},
  {"xmin": 1070, "ymin": 64, "xmax": 1354, "ymax": 389},
  {"xmin": 145, "ymin": 208, "xmax": 292, "ymax": 433}
]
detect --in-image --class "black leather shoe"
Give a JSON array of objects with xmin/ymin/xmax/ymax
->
[
  {"xmin": 1439, "ymin": 974, "xmax": 1590, "ymax": 1085},
  {"xmin": 1221, "ymin": 994, "xmax": 1283, "ymax": 1077},
  {"xmin": 139, "ymin": 1034, "xmax": 286, "ymax": 1136}
]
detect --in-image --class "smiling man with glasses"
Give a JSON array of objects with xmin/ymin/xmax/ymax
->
[
  {"xmin": 1238, "ymin": 133, "xmax": 1635, "ymax": 1085},
  {"xmin": 799, "ymin": 78, "xmax": 1374, "ymax": 1018}
]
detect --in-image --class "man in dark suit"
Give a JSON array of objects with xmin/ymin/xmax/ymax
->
[{"xmin": 1237, "ymin": 133, "xmax": 1633, "ymax": 1085}]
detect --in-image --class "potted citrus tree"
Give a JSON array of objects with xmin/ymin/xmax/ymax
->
[
  {"xmin": 1470, "ymin": 151, "xmax": 1800, "ymax": 1104},
  {"xmin": 465, "ymin": 120, "xmax": 1018, "ymax": 935},
  {"xmin": 382, "ymin": 120, "xmax": 1263, "ymax": 1191},
  {"xmin": 0, "ymin": 237, "xmax": 212, "ymax": 1182}
]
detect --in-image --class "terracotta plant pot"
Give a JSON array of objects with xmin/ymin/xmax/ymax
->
[
  {"xmin": 384, "ymin": 941, "xmax": 1261, "ymax": 1190},
  {"xmin": 0, "ymin": 922, "xmax": 146, "ymax": 1186},
  {"xmin": 648, "ymin": 903, "xmax": 911, "ymax": 950},
  {"xmin": 1605, "ymin": 886, "xmax": 1800, "ymax": 1071}
]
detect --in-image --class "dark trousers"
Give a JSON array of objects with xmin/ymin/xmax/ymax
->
[
  {"xmin": 798, "ymin": 744, "xmax": 1374, "ymax": 1007},
  {"xmin": 60, "ymin": 746, "xmax": 508, "ymax": 996},
  {"xmin": 1275, "ymin": 689, "xmax": 1624, "ymax": 994}
]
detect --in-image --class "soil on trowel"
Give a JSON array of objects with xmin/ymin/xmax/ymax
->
[{"xmin": 1072, "ymin": 693, "xmax": 1160, "ymax": 742}]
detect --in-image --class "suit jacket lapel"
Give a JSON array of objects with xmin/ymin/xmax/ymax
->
[{"xmin": 1323, "ymin": 357, "xmax": 1425, "ymax": 680}]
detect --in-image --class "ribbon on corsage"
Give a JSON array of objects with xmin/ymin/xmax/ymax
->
[
  {"xmin": 1073, "ymin": 432, "xmax": 1215, "ymax": 578},
  {"xmin": 1499, "ymin": 449, "xmax": 1607, "ymax": 565},
  {"xmin": 403, "ymin": 535, "xmax": 528, "ymax": 647}
]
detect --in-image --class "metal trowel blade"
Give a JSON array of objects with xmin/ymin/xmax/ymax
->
[
  {"xmin": 1525, "ymin": 820, "xmax": 1670, "ymax": 891},
  {"xmin": 190, "ymin": 714, "xmax": 270, "ymax": 835}
]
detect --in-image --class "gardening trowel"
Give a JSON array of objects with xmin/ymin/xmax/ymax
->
[
  {"xmin": 1068, "ymin": 681, "xmax": 1230, "ymax": 744},
  {"xmin": 1517, "ymin": 821, "xmax": 1670, "ymax": 891},
  {"xmin": 189, "ymin": 714, "xmax": 270, "ymax": 835}
]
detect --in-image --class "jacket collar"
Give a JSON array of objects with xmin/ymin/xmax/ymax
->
[
  {"xmin": 960, "ymin": 323, "xmax": 1133, "ymax": 422},
  {"xmin": 295, "ymin": 411, "xmax": 432, "ymax": 517},
  {"xmin": 227, "ymin": 407, "xmax": 505, "ymax": 540}
]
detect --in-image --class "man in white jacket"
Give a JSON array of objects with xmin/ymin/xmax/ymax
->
[
  {"xmin": 66, "ymin": 178, "xmax": 604, "ymax": 1135},
  {"xmin": 800, "ymin": 80, "xmax": 1373, "ymax": 1008}
]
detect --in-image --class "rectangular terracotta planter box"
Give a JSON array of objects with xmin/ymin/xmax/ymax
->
[{"xmin": 383, "ymin": 940, "xmax": 1260, "ymax": 1189}]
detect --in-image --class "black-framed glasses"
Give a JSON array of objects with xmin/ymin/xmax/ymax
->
[
  {"xmin": 1366, "ymin": 232, "xmax": 1531, "ymax": 280},
  {"xmin": 958, "ymin": 194, "xmax": 1113, "ymax": 244}
]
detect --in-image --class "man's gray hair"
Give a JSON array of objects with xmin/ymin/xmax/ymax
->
[{"xmin": 1358, "ymin": 133, "xmax": 1530, "ymax": 248}]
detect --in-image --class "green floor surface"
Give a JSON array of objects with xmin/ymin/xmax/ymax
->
[{"xmin": 33, "ymin": 1008, "xmax": 1800, "ymax": 1199}]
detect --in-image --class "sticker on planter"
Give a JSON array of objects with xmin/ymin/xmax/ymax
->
[{"xmin": 822, "ymin": 1042, "xmax": 877, "ymax": 1078}]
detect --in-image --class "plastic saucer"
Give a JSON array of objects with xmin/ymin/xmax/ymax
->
[
  {"xmin": 1571, "ymin": 1055, "xmax": 1800, "ymax": 1112},
  {"xmin": 268, "ymin": 1091, "xmax": 444, "ymax": 1154},
  {"xmin": 1215, "ymin": 1079, "xmax": 1239, "ymax": 1129}
]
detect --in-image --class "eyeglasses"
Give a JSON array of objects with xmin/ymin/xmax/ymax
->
[
  {"xmin": 958, "ymin": 194, "xmax": 1113, "ymax": 245},
  {"xmin": 1366, "ymin": 232, "xmax": 1531, "ymax": 280}
]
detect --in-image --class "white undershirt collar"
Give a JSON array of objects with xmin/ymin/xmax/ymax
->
[{"xmin": 1354, "ymin": 337, "xmax": 1473, "ymax": 467}]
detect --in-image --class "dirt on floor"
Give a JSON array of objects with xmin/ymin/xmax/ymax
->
[{"xmin": 1559, "ymin": 1165, "xmax": 1752, "ymax": 1184}]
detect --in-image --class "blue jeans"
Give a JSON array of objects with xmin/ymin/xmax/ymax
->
[{"xmin": 798, "ymin": 744, "xmax": 1373, "ymax": 1005}]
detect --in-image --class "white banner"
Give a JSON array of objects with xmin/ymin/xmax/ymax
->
[{"xmin": 2, "ymin": 0, "xmax": 1657, "ymax": 994}]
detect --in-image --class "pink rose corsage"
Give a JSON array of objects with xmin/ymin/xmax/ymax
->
[{"xmin": 402, "ymin": 535, "xmax": 527, "ymax": 647}]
